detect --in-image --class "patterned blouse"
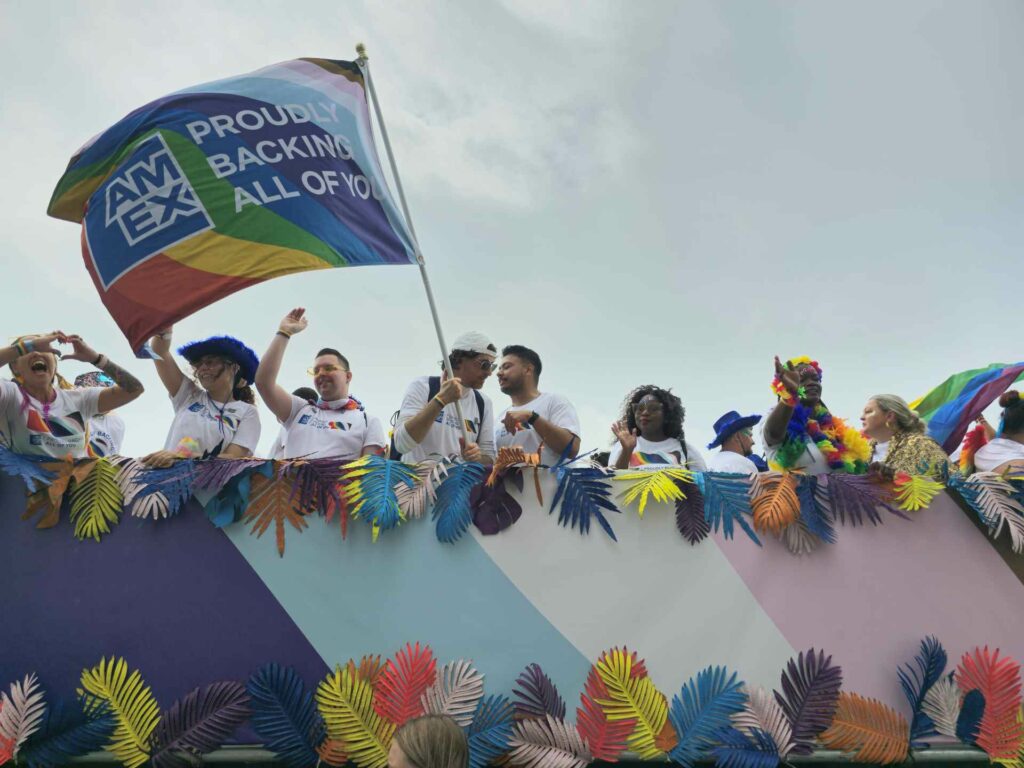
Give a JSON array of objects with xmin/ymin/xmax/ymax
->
[{"xmin": 874, "ymin": 430, "xmax": 950, "ymax": 480}]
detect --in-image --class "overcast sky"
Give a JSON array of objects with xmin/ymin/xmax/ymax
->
[{"xmin": 1, "ymin": 0, "xmax": 1021, "ymax": 458}]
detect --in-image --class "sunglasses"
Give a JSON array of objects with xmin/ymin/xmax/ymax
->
[
  {"xmin": 632, "ymin": 401, "xmax": 664, "ymax": 414},
  {"xmin": 307, "ymin": 364, "xmax": 349, "ymax": 376},
  {"xmin": 438, "ymin": 358, "xmax": 495, "ymax": 372}
]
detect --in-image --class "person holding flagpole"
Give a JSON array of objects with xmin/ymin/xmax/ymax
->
[
  {"xmin": 142, "ymin": 328, "xmax": 261, "ymax": 467},
  {"xmin": 256, "ymin": 308, "xmax": 386, "ymax": 461}
]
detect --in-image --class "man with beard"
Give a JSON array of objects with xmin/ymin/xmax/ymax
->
[
  {"xmin": 706, "ymin": 410, "xmax": 762, "ymax": 474},
  {"xmin": 494, "ymin": 345, "xmax": 580, "ymax": 466},
  {"xmin": 256, "ymin": 308, "xmax": 386, "ymax": 460},
  {"xmin": 392, "ymin": 332, "xmax": 496, "ymax": 464}
]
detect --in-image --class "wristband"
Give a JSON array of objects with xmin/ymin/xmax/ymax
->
[
  {"xmin": 23, "ymin": 338, "xmax": 35, "ymax": 353},
  {"xmin": 13, "ymin": 340, "xmax": 26, "ymax": 356},
  {"xmin": 526, "ymin": 411, "xmax": 540, "ymax": 426},
  {"xmin": 432, "ymin": 395, "xmax": 446, "ymax": 409},
  {"xmin": 770, "ymin": 376, "xmax": 799, "ymax": 407},
  {"xmin": 92, "ymin": 353, "xmax": 105, "ymax": 367},
  {"xmin": 276, "ymin": 330, "xmax": 292, "ymax": 339}
]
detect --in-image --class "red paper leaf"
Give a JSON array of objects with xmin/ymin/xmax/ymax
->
[
  {"xmin": 576, "ymin": 666, "xmax": 634, "ymax": 761},
  {"xmin": 956, "ymin": 647, "xmax": 1024, "ymax": 759},
  {"xmin": 373, "ymin": 643, "xmax": 437, "ymax": 727}
]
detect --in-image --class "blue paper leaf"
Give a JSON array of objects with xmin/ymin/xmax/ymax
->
[
  {"xmin": 247, "ymin": 664, "xmax": 325, "ymax": 768},
  {"xmin": 19, "ymin": 698, "xmax": 115, "ymax": 768},
  {"xmin": 0, "ymin": 445, "xmax": 55, "ymax": 493},
  {"xmin": 344, "ymin": 455, "xmax": 419, "ymax": 537},
  {"xmin": 711, "ymin": 726, "xmax": 781, "ymax": 768},
  {"xmin": 897, "ymin": 636, "xmax": 947, "ymax": 746},
  {"xmin": 699, "ymin": 472, "xmax": 761, "ymax": 546},
  {"xmin": 668, "ymin": 666, "xmax": 747, "ymax": 768},
  {"xmin": 466, "ymin": 694, "xmax": 514, "ymax": 768},
  {"xmin": 433, "ymin": 462, "xmax": 487, "ymax": 544},
  {"xmin": 136, "ymin": 459, "xmax": 198, "ymax": 516},
  {"xmin": 797, "ymin": 476, "xmax": 834, "ymax": 544},
  {"xmin": 955, "ymin": 688, "xmax": 985, "ymax": 745},
  {"xmin": 549, "ymin": 466, "xmax": 619, "ymax": 541}
]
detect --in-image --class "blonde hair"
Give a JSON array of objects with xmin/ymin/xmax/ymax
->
[
  {"xmin": 393, "ymin": 715, "xmax": 468, "ymax": 768},
  {"xmin": 870, "ymin": 394, "xmax": 926, "ymax": 434},
  {"xmin": 8, "ymin": 335, "xmax": 73, "ymax": 390}
]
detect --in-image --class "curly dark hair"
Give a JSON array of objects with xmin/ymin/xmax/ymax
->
[{"xmin": 619, "ymin": 385, "xmax": 686, "ymax": 441}]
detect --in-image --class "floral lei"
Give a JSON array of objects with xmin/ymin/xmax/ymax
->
[{"xmin": 770, "ymin": 357, "xmax": 870, "ymax": 473}]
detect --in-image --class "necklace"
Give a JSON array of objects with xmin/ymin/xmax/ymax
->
[
  {"xmin": 206, "ymin": 393, "xmax": 230, "ymax": 436},
  {"xmin": 773, "ymin": 403, "xmax": 870, "ymax": 473}
]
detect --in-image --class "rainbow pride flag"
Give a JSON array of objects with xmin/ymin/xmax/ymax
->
[
  {"xmin": 912, "ymin": 362, "xmax": 1024, "ymax": 452},
  {"xmin": 48, "ymin": 58, "xmax": 416, "ymax": 353}
]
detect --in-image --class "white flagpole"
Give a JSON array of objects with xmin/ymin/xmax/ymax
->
[{"xmin": 355, "ymin": 44, "xmax": 471, "ymax": 447}]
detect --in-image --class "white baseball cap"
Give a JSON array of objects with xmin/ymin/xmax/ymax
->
[{"xmin": 450, "ymin": 331, "xmax": 495, "ymax": 356}]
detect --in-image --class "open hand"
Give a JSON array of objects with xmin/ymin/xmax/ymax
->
[
  {"xmin": 279, "ymin": 307, "xmax": 309, "ymax": 336},
  {"xmin": 18, "ymin": 332, "xmax": 63, "ymax": 356},
  {"xmin": 611, "ymin": 420, "xmax": 638, "ymax": 452},
  {"xmin": 774, "ymin": 355, "xmax": 800, "ymax": 395}
]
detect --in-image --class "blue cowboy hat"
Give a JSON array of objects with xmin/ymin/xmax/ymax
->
[
  {"xmin": 708, "ymin": 410, "xmax": 762, "ymax": 449},
  {"xmin": 177, "ymin": 336, "xmax": 259, "ymax": 385}
]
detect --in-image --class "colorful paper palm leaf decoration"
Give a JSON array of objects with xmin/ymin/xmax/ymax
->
[
  {"xmin": 433, "ymin": 462, "xmax": 487, "ymax": 544},
  {"xmin": 575, "ymin": 663, "xmax": 634, "ymax": 762},
  {"xmin": 287, "ymin": 459, "xmax": 349, "ymax": 532},
  {"xmin": 667, "ymin": 666, "xmax": 747, "ymax": 768},
  {"xmin": 956, "ymin": 473, "xmax": 1024, "ymax": 553},
  {"xmin": 246, "ymin": 664, "xmax": 326, "ymax": 768},
  {"xmin": 0, "ymin": 445, "xmax": 55, "ymax": 492},
  {"xmin": 996, "ymin": 708, "xmax": 1024, "ymax": 768},
  {"xmin": 956, "ymin": 689, "xmax": 986, "ymax": 745},
  {"xmin": 549, "ymin": 466, "xmax": 620, "ymax": 541},
  {"xmin": 956, "ymin": 647, "xmax": 1024, "ymax": 759},
  {"xmin": 773, "ymin": 649, "xmax": 843, "ymax": 756},
  {"xmin": 467, "ymin": 695, "xmax": 515, "ymax": 768},
  {"xmin": 675, "ymin": 482, "xmax": 709, "ymax": 544},
  {"xmin": 613, "ymin": 467, "xmax": 694, "ymax": 517},
  {"xmin": 507, "ymin": 714, "xmax": 592, "ymax": 768},
  {"xmin": 732, "ymin": 685, "xmax": 794, "ymax": 759},
  {"xmin": 134, "ymin": 460, "xmax": 199, "ymax": 517},
  {"xmin": 0, "ymin": 673, "xmax": 46, "ymax": 758},
  {"xmin": 750, "ymin": 472, "xmax": 800, "ymax": 535},
  {"xmin": 78, "ymin": 657, "xmax": 161, "ymax": 768},
  {"xmin": 514, "ymin": 664, "xmax": 566, "ymax": 721},
  {"xmin": 893, "ymin": 473, "xmax": 945, "ymax": 512},
  {"xmin": 17, "ymin": 699, "xmax": 116, "ymax": 768},
  {"xmin": 698, "ymin": 472, "xmax": 760, "ymax": 546},
  {"xmin": 710, "ymin": 725, "xmax": 781, "ymax": 768},
  {"xmin": 781, "ymin": 520, "xmax": 819, "ymax": 555},
  {"xmin": 149, "ymin": 681, "xmax": 250, "ymax": 768},
  {"xmin": 373, "ymin": 642, "xmax": 437, "ymax": 728},
  {"xmin": 316, "ymin": 664, "xmax": 395, "ymax": 768},
  {"xmin": 593, "ymin": 647, "xmax": 674, "ymax": 759},
  {"xmin": 897, "ymin": 636, "xmax": 947, "ymax": 745},
  {"xmin": 819, "ymin": 691, "xmax": 909, "ymax": 764},
  {"xmin": 796, "ymin": 475, "xmax": 834, "ymax": 544},
  {"xmin": 243, "ymin": 463, "xmax": 306, "ymax": 556},
  {"xmin": 470, "ymin": 480, "xmax": 523, "ymax": 536},
  {"xmin": 68, "ymin": 458, "xmax": 122, "ymax": 541},
  {"xmin": 820, "ymin": 473, "xmax": 903, "ymax": 526},
  {"xmin": 21, "ymin": 459, "xmax": 95, "ymax": 529},
  {"xmin": 111, "ymin": 457, "xmax": 172, "ymax": 521},
  {"xmin": 395, "ymin": 461, "xmax": 447, "ymax": 520},
  {"xmin": 921, "ymin": 675, "xmax": 962, "ymax": 738},
  {"xmin": 348, "ymin": 656, "xmax": 386, "ymax": 688},
  {"xmin": 421, "ymin": 660, "xmax": 485, "ymax": 728},
  {"xmin": 343, "ymin": 454, "xmax": 420, "ymax": 542}
]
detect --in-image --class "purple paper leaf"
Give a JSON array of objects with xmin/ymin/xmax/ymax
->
[
  {"xmin": 506, "ymin": 467, "xmax": 525, "ymax": 494},
  {"xmin": 675, "ymin": 481, "xmax": 709, "ymax": 545},
  {"xmin": 513, "ymin": 663, "xmax": 566, "ymax": 721},
  {"xmin": 193, "ymin": 458, "xmax": 269, "ymax": 493},
  {"xmin": 773, "ymin": 649, "xmax": 842, "ymax": 755},
  {"xmin": 823, "ymin": 473, "xmax": 907, "ymax": 527},
  {"xmin": 289, "ymin": 459, "xmax": 346, "ymax": 516},
  {"xmin": 149, "ymin": 680, "xmax": 251, "ymax": 768},
  {"xmin": 471, "ymin": 480, "xmax": 523, "ymax": 536}
]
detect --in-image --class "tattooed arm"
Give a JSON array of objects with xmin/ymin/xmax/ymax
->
[{"xmin": 62, "ymin": 334, "xmax": 145, "ymax": 411}]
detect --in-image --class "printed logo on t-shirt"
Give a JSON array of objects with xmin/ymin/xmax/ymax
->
[
  {"xmin": 186, "ymin": 401, "xmax": 240, "ymax": 430},
  {"xmin": 298, "ymin": 413, "xmax": 353, "ymax": 431},
  {"xmin": 631, "ymin": 451, "xmax": 681, "ymax": 467},
  {"xmin": 24, "ymin": 406, "xmax": 87, "ymax": 449},
  {"xmin": 464, "ymin": 419, "xmax": 479, "ymax": 435}
]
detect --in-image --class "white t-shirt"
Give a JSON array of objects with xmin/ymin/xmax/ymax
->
[
  {"xmin": 706, "ymin": 450, "xmax": 758, "ymax": 474},
  {"xmin": 974, "ymin": 438, "xmax": 1024, "ymax": 472},
  {"xmin": 88, "ymin": 412, "xmax": 126, "ymax": 457},
  {"xmin": 762, "ymin": 419, "xmax": 831, "ymax": 475},
  {"xmin": 869, "ymin": 440, "xmax": 890, "ymax": 464},
  {"xmin": 608, "ymin": 436, "xmax": 708, "ymax": 471},
  {"xmin": 269, "ymin": 425, "xmax": 287, "ymax": 459},
  {"xmin": 495, "ymin": 392, "xmax": 581, "ymax": 466},
  {"xmin": 394, "ymin": 376, "xmax": 494, "ymax": 463},
  {"xmin": 0, "ymin": 379, "xmax": 101, "ymax": 459},
  {"xmin": 280, "ymin": 395, "xmax": 386, "ymax": 460},
  {"xmin": 163, "ymin": 379, "xmax": 261, "ymax": 456}
]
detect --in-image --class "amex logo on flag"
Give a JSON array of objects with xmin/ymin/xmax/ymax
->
[{"xmin": 49, "ymin": 58, "xmax": 416, "ymax": 354}]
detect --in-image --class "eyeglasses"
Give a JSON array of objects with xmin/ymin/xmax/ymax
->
[
  {"xmin": 192, "ymin": 356, "xmax": 231, "ymax": 371},
  {"xmin": 437, "ymin": 358, "xmax": 496, "ymax": 372},
  {"xmin": 631, "ymin": 401, "xmax": 664, "ymax": 414},
  {"xmin": 307, "ymin": 364, "xmax": 348, "ymax": 376}
]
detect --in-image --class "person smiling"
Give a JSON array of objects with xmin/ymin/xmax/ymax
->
[
  {"xmin": 255, "ymin": 308, "xmax": 386, "ymax": 460},
  {"xmin": 143, "ymin": 327, "xmax": 261, "ymax": 467},
  {"xmin": 609, "ymin": 385, "xmax": 706, "ymax": 470},
  {"xmin": 860, "ymin": 394, "xmax": 949, "ymax": 479},
  {"xmin": 0, "ymin": 331, "xmax": 143, "ymax": 458},
  {"xmin": 762, "ymin": 355, "xmax": 870, "ymax": 475}
]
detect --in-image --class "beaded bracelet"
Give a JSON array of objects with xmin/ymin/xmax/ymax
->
[{"xmin": 771, "ymin": 375, "xmax": 799, "ymax": 407}]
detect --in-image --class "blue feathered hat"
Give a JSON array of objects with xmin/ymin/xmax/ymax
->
[{"xmin": 177, "ymin": 336, "xmax": 259, "ymax": 386}]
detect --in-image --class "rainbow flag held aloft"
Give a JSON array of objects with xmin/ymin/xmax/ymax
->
[
  {"xmin": 912, "ymin": 362, "xmax": 1024, "ymax": 453},
  {"xmin": 48, "ymin": 58, "xmax": 416, "ymax": 354}
]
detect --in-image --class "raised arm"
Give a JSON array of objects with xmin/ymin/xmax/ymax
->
[
  {"xmin": 61, "ymin": 334, "xmax": 144, "ymax": 411},
  {"xmin": 256, "ymin": 308, "xmax": 309, "ymax": 423},
  {"xmin": 148, "ymin": 328, "xmax": 185, "ymax": 397},
  {"xmin": 763, "ymin": 356, "xmax": 799, "ymax": 446},
  {"xmin": 0, "ymin": 332, "xmax": 64, "ymax": 367}
]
